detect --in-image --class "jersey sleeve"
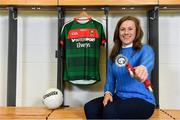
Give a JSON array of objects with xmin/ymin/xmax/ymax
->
[
  {"xmin": 101, "ymin": 24, "xmax": 106, "ymax": 46},
  {"xmin": 59, "ymin": 24, "xmax": 67, "ymax": 48},
  {"xmin": 140, "ymin": 45, "xmax": 155, "ymax": 77},
  {"xmin": 104, "ymin": 59, "xmax": 116, "ymax": 95}
]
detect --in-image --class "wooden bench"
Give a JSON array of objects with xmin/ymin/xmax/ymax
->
[
  {"xmin": 0, "ymin": 107, "xmax": 179, "ymax": 120},
  {"xmin": 0, "ymin": 107, "xmax": 52, "ymax": 120},
  {"xmin": 49, "ymin": 107, "xmax": 86, "ymax": 120}
]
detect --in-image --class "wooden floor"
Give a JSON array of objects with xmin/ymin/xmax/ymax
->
[{"xmin": 0, "ymin": 107, "xmax": 179, "ymax": 120}]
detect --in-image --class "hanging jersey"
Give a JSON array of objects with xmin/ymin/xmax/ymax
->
[{"xmin": 60, "ymin": 18, "xmax": 106, "ymax": 85}]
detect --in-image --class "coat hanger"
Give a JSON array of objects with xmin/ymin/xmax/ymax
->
[{"xmin": 75, "ymin": 11, "xmax": 91, "ymax": 21}]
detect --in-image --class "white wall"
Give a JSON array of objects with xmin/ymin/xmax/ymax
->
[
  {"xmin": 159, "ymin": 10, "xmax": 180, "ymax": 109},
  {"xmin": 0, "ymin": 10, "xmax": 8, "ymax": 106},
  {"xmin": 1, "ymin": 9, "xmax": 180, "ymax": 109},
  {"xmin": 16, "ymin": 11, "xmax": 58, "ymax": 106}
]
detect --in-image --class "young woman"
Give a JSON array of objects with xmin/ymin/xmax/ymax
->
[{"xmin": 84, "ymin": 16, "xmax": 156, "ymax": 119}]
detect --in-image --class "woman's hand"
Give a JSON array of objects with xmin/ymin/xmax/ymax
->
[
  {"xmin": 134, "ymin": 65, "xmax": 148, "ymax": 83},
  {"xmin": 103, "ymin": 92, "xmax": 113, "ymax": 106}
]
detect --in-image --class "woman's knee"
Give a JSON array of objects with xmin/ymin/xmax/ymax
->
[
  {"xmin": 84, "ymin": 97, "xmax": 104, "ymax": 119},
  {"xmin": 84, "ymin": 101, "xmax": 93, "ymax": 114},
  {"xmin": 84, "ymin": 97, "xmax": 103, "ymax": 111}
]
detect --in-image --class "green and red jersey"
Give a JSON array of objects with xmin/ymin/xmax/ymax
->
[{"xmin": 60, "ymin": 18, "xmax": 106, "ymax": 85}]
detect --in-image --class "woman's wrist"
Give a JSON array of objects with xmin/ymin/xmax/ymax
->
[{"xmin": 104, "ymin": 91, "xmax": 112, "ymax": 96}]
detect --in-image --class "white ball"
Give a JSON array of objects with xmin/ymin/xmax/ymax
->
[{"xmin": 43, "ymin": 88, "xmax": 63, "ymax": 109}]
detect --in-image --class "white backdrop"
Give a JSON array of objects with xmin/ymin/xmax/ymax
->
[
  {"xmin": 159, "ymin": 10, "xmax": 180, "ymax": 109},
  {"xmin": 0, "ymin": 10, "xmax": 8, "ymax": 106}
]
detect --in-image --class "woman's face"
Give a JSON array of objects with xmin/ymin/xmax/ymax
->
[{"xmin": 119, "ymin": 20, "xmax": 136, "ymax": 46}]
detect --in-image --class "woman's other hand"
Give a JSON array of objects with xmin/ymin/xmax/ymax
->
[{"xmin": 103, "ymin": 92, "xmax": 113, "ymax": 106}]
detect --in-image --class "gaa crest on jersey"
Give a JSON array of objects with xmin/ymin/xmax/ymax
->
[
  {"xmin": 89, "ymin": 30, "xmax": 94, "ymax": 37},
  {"xmin": 115, "ymin": 54, "xmax": 128, "ymax": 67}
]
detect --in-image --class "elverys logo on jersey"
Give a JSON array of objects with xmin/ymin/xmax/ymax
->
[{"xmin": 115, "ymin": 54, "xmax": 128, "ymax": 67}]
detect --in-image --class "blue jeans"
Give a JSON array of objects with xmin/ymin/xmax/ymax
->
[{"xmin": 84, "ymin": 95, "xmax": 155, "ymax": 119}]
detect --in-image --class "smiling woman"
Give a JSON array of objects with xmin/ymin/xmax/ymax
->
[{"xmin": 84, "ymin": 16, "xmax": 156, "ymax": 119}]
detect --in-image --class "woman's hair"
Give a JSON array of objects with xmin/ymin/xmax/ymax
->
[{"xmin": 110, "ymin": 16, "xmax": 143, "ymax": 62}]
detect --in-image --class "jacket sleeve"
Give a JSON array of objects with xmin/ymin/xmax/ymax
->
[
  {"xmin": 104, "ymin": 59, "xmax": 116, "ymax": 95},
  {"xmin": 140, "ymin": 45, "xmax": 155, "ymax": 79}
]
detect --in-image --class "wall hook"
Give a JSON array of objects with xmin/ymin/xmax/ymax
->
[{"xmin": 150, "ymin": 6, "xmax": 159, "ymax": 20}]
